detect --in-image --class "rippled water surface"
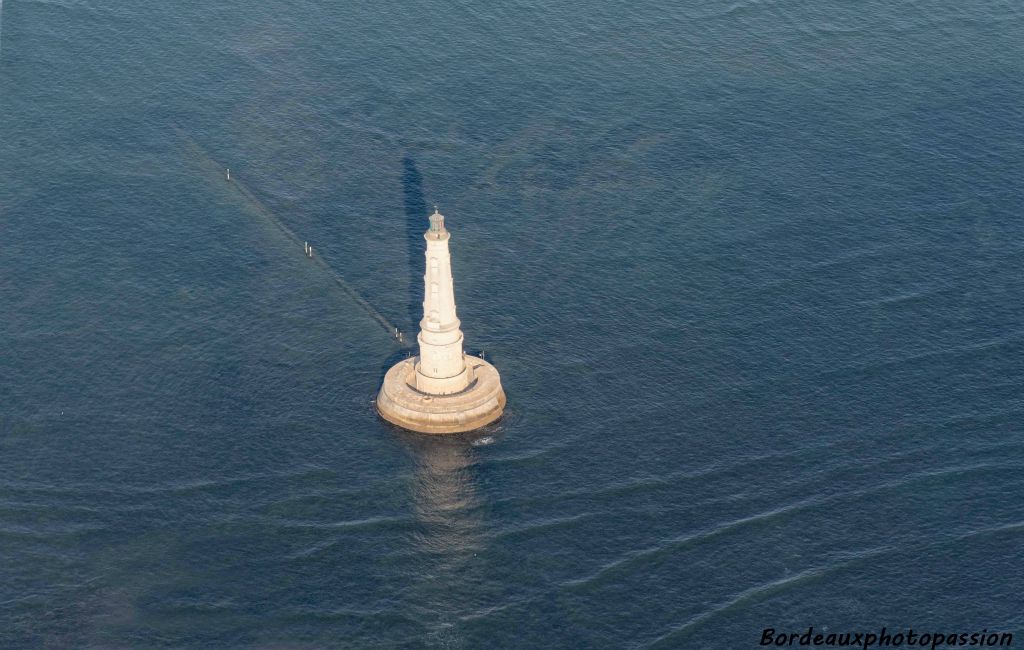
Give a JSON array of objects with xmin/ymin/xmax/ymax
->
[{"xmin": 1, "ymin": 1, "xmax": 1022, "ymax": 647}]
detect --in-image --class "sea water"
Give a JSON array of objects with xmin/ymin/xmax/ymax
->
[{"xmin": 0, "ymin": 1, "xmax": 1022, "ymax": 647}]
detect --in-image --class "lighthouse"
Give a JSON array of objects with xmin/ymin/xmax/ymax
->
[{"xmin": 376, "ymin": 208, "xmax": 505, "ymax": 434}]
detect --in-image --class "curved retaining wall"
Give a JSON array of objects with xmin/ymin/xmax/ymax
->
[{"xmin": 377, "ymin": 357, "xmax": 506, "ymax": 434}]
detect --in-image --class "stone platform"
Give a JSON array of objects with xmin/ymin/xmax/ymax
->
[{"xmin": 376, "ymin": 356, "xmax": 506, "ymax": 434}]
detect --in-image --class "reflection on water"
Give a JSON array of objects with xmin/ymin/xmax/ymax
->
[{"xmin": 399, "ymin": 431, "xmax": 493, "ymax": 646}]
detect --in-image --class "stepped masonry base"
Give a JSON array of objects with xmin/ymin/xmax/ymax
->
[{"xmin": 377, "ymin": 356, "xmax": 506, "ymax": 434}]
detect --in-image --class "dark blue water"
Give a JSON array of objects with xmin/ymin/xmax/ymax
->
[{"xmin": 1, "ymin": 1, "xmax": 1022, "ymax": 647}]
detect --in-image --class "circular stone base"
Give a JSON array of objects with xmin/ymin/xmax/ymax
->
[{"xmin": 376, "ymin": 356, "xmax": 506, "ymax": 434}]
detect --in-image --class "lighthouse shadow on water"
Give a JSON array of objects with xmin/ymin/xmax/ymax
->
[{"xmin": 402, "ymin": 156, "xmax": 428, "ymax": 332}]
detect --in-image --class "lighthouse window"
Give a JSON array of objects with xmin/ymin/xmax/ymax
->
[{"xmin": 430, "ymin": 258, "xmax": 438, "ymax": 276}]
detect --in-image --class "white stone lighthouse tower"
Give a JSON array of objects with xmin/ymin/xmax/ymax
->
[
  {"xmin": 414, "ymin": 208, "xmax": 473, "ymax": 395},
  {"xmin": 377, "ymin": 208, "xmax": 505, "ymax": 434}
]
